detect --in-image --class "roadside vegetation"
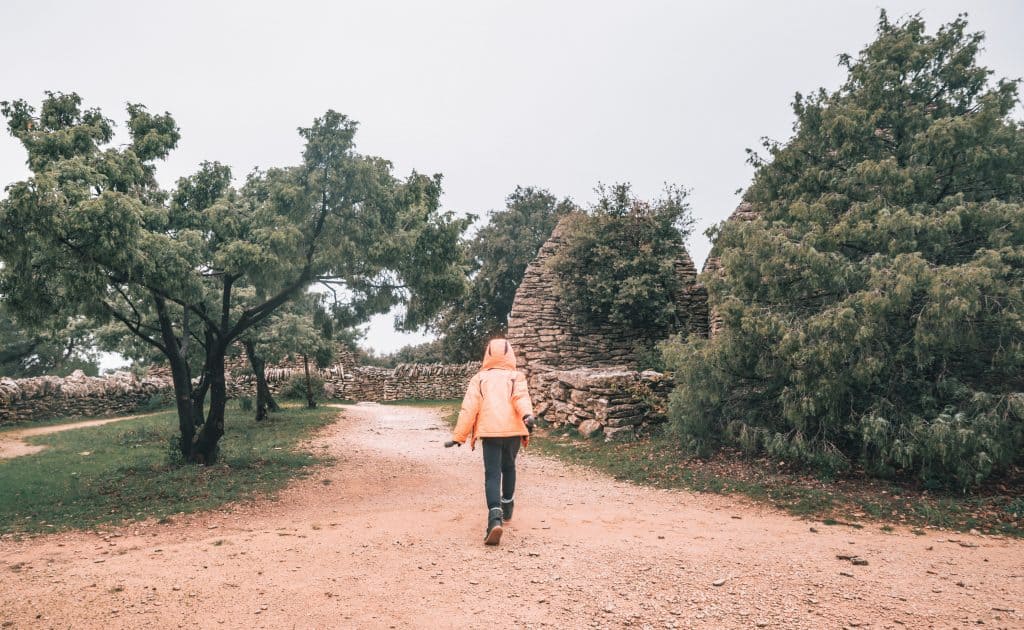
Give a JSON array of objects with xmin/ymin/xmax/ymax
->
[{"xmin": 534, "ymin": 424, "xmax": 1024, "ymax": 538}]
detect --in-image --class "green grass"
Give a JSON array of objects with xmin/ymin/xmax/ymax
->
[
  {"xmin": 0, "ymin": 404, "xmax": 339, "ymax": 535},
  {"xmin": 0, "ymin": 406, "xmax": 173, "ymax": 433},
  {"xmin": 514, "ymin": 420, "xmax": 1024, "ymax": 538}
]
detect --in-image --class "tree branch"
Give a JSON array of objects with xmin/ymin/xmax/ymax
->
[{"xmin": 101, "ymin": 301, "xmax": 167, "ymax": 354}]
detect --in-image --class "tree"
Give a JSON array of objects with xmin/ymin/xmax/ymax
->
[
  {"xmin": 549, "ymin": 183, "xmax": 695, "ymax": 332},
  {"xmin": 355, "ymin": 338, "xmax": 446, "ymax": 367},
  {"xmin": 0, "ymin": 93, "xmax": 469, "ymax": 462},
  {"xmin": 255, "ymin": 293, "xmax": 335, "ymax": 410},
  {"xmin": 436, "ymin": 186, "xmax": 574, "ymax": 361},
  {"xmin": 0, "ymin": 304, "xmax": 99, "ymax": 377},
  {"xmin": 664, "ymin": 13, "xmax": 1024, "ymax": 487}
]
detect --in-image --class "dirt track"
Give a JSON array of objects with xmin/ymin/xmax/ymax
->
[
  {"xmin": 0, "ymin": 412, "xmax": 165, "ymax": 459},
  {"xmin": 1, "ymin": 404, "xmax": 1022, "ymax": 629}
]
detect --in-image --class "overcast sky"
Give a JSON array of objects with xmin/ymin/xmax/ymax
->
[{"xmin": 2, "ymin": 1, "xmax": 1022, "ymax": 358}]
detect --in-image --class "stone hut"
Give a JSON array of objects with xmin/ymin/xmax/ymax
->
[
  {"xmin": 505, "ymin": 215, "xmax": 709, "ymax": 440},
  {"xmin": 506, "ymin": 215, "xmax": 708, "ymax": 374},
  {"xmin": 700, "ymin": 201, "xmax": 760, "ymax": 337}
]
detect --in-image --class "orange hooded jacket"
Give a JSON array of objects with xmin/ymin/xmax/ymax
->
[{"xmin": 452, "ymin": 339, "xmax": 534, "ymax": 450}]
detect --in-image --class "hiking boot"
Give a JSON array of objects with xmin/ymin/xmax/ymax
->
[
  {"xmin": 484, "ymin": 507, "xmax": 503, "ymax": 545},
  {"xmin": 501, "ymin": 497, "xmax": 514, "ymax": 522}
]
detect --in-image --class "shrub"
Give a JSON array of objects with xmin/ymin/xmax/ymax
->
[
  {"xmin": 665, "ymin": 13, "xmax": 1024, "ymax": 489},
  {"xmin": 548, "ymin": 183, "xmax": 695, "ymax": 333},
  {"xmin": 282, "ymin": 372, "xmax": 325, "ymax": 402},
  {"xmin": 137, "ymin": 393, "xmax": 168, "ymax": 413}
]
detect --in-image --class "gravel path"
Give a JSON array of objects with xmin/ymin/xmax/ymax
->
[{"xmin": 1, "ymin": 403, "xmax": 1022, "ymax": 629}]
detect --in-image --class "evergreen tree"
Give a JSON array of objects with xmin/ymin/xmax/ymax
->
[{"xmin": 664, "ymin": 13, "xmax": 1024, "ymax": 487}]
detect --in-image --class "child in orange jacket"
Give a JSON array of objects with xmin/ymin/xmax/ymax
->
[{"xmin": 445, "ymin": 338, "xmax": 535, "ymax": 545}]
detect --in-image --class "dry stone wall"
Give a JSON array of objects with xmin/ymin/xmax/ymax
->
[
  {"xmin": 228, "ymin": 362, "xmax": 476, "ymax": 402},
  {"xmin": 529, "ymin": 367, "xmax": 674, "ymax": 442},
  {"xmin": 1, "ymin": 362, "xmax": 475, "ymax": 426},
  {"xmin": 507, "ymin": 216, "xmax": 708, "ymax": 372},
  {"xmin": 0, "ymin": 371, "xmax": 174, "ymax": 425}
]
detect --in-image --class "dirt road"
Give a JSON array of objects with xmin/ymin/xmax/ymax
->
[{"xmin": 1, "ymin": 404, "xmax": 1021, "ymax": 629}]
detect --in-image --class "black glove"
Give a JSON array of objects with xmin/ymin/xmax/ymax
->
[
  {"xmin": 444, "ymin": 440, "xmax": 461, "ymax": 448},
  {"xmin": 523, "ymin": 415, "xmax": 535, "ymax": 434}
]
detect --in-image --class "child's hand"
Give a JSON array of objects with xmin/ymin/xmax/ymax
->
[
  {"xmin": 444, "ymin": 440, "xmax": 461, "ymax": 448},
  {"xmin": 523, "ymin": 415, "xmax": 536, "ymax": 434}
]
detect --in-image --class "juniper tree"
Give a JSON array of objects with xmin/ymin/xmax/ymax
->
[
  {"xmin": 664, "ymin": 13, "xmax": 1024, "ymax": 487},
  {"xmin": 0, "ymin": 93, "xmax": 468, "ymax": 462}
]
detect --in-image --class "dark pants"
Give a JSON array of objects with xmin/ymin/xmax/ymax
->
[{"xmin": 481, "ymin": 436, "xmax": 520, "ymax": 510}]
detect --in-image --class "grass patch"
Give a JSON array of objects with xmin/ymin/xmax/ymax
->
[
  {"xmin": 525, "ymin": 423, "xmax": 1024, "ymax": 538},
  {"xmin": 0, "ymin": 406, "xmax": 174, "ymax": 434},
  {"xmin": 0, "ymin": 404, "xmax": 339, "ymax": 535}
]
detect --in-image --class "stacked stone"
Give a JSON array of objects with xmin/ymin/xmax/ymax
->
[
  {"xmin": 337, "ymin": 363, "xmax": 476, "ymax": 402},
  {"xmin": 507, "ymin": 216, "xmax": 708, "ymax": 373},
  {"xmin": 0, "ymin": 370, "xmax": 173, "ymax": 426},
  {"xmin": 701, "ymin": 201, "xmax": 760, "ymax": 338},
  {"xmin": 529, "ymin": 367, "xmax": 674, "ymax": 442},
  {"xmin": 225, "ymin": 361, "xmax": 477, "ymax": 403},
  {"xmin": 2, "ymin": 360, "xmax": 476, "ymax": 425}
]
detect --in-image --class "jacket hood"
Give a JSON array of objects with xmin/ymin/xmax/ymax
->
[{"xmin": 481, "ymin": 338, "xmax": 517, "ymax": 371}]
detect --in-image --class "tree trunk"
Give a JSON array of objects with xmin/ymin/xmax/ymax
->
[
  {"xmin": 191, "ymin": 347, "xmax": 226, "ymax": 463},
  {"xmin": 153, "ymin": 293, "xmax": 199, "ymax": 458},
  {"xmin": 190, "ymin": 329, "xmax": 216, "ymax": 426},
  {"xmin": 303, "ymin": 354, "xmax": 317, "ymax": 409},
  {"xmin": 167, "ymin": 352, "xmax": 196, "ymax": 458},
  {"xmin": 243, "ymin": 339, "xmax": 278, "ymax": 421}
]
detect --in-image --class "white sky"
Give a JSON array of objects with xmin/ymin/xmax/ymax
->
[{"xmin": 2, "ymin": 1, "xmax": 1022, "ymax": 360}]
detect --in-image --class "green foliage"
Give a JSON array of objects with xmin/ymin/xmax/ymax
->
[
  {"xmin": 137, "ymin": 393, "xmax": 169, "ymax": 413},
  {"xmin": 530, "ymin": 418, "xmax": 1023, "ymax": 536},
  {"xmin": 237, "ymin": 395, "xmax": 254, "ymax": 412},
  {"xmin": 0, "ymin": 304, "xmax": 99, "ymax": 377},
  {"xmin": 282, "ymin": 372, "xmax": 325, "ymax": 401},
  {"xmin": 550, "ymin": 183, "xmax": 695, "ymax": 332},
  {"xmin": 436, "ymin": 186, "xmax": 575, "ymax": 362},
  {"xmin": 0, "ymin": 93, "xmax": 469, "ymax": 460},
  {"xmin": 666, "ymin": 13, "xmax": 1024, "ymax": 489},
  {"xmin": 357, "ymin": 338, "xmax": 447, "ymax": 367}
]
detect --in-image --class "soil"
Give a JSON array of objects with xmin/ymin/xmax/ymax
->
[{"xmin": 1, "ymin": 404, "xmax": 1022, "ymax": 629}]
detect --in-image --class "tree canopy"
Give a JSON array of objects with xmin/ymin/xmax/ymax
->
[
  {"xmin": 436, "ymin": 186, "xmax": 574, "ymax": 362},
  {"xmin": 0, "ymin": 304, "xmax": 99, "ymax": 377},
  {"xmin": 664, "ymin": 13, "xmax": 1024, "ymax": 487},
  {"xmin": 0, "ymin": 93, "xmax": 469, "ymax": 461}
]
